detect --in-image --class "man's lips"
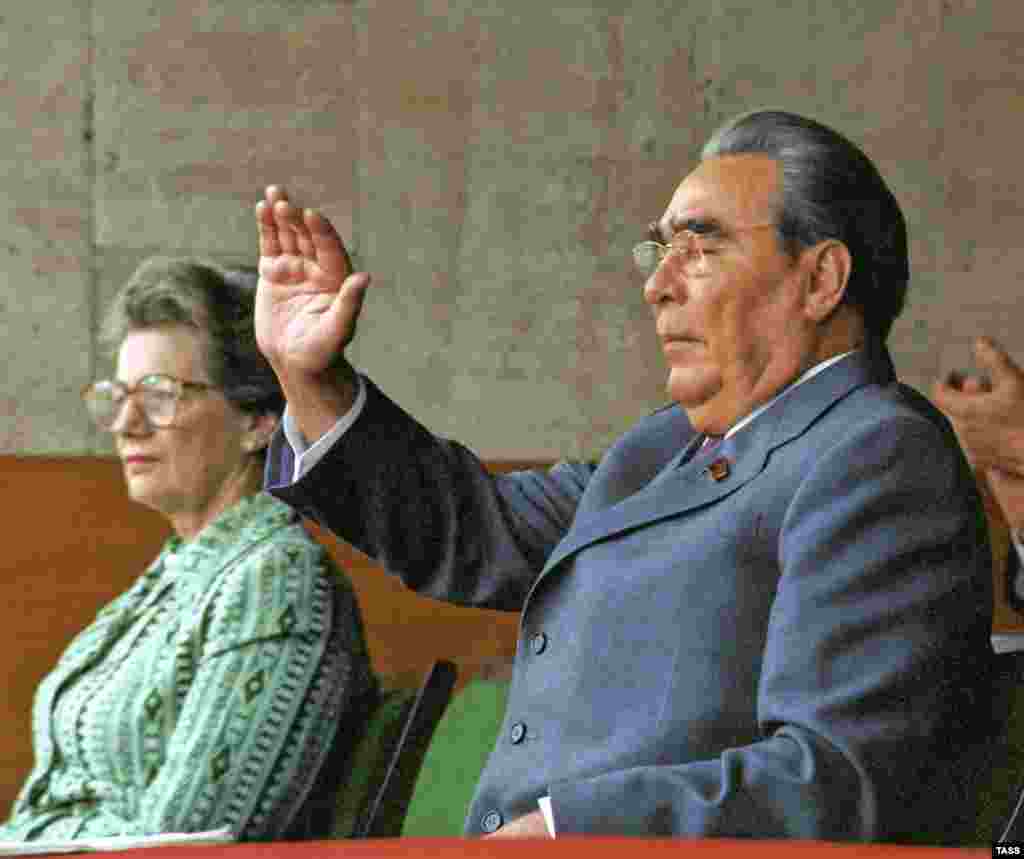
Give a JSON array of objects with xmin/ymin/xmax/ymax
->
[
  {"xmin": 659, "ymin": 336, "xmax": 705, "ymax": 366},
  {"xmin": 660, "ymin": 334, "xmax": 703, "ymax": 348}
]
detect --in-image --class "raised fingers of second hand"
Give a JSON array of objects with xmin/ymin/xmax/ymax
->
[
  {"xmin": 275, "ymin": 203, "xmax": 351, "ymax": 278},
  {"xmin": 255, "ymin": 195, "xmax": 314, "ymax": 258}
]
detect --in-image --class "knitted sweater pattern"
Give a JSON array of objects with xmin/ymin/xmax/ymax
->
[{"xmin": 0, "ymin": 492, "xmax": 372, "ymax": 842}]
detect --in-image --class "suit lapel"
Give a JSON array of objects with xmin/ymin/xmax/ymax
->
[
  {"xmin": 542, "ymin": 430, "xmax": 764, "ymax": 574},
  {"xmin": 538, "ymin": 344, "xmax": 895, "ymax": 578}
]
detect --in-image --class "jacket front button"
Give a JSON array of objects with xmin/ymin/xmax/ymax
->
[
  {"xmin": 481, "ymin": 810, "xmax": 503, "ymax": 833},
  {"xmin": 510, "ymin": 721, "xmax": 527, "ymax": 744},
  {"xmin": 530, "ymin": 632, "xmax": 548, "ymax": 654}
]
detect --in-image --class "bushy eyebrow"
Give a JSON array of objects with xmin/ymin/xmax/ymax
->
[
  {"xmin": 648, "ymin": 214, "xmax": 725, "ymax": 244},
  {"xmin": 668, "ymin": 214, "xmax": 722, "ymax": 235}
]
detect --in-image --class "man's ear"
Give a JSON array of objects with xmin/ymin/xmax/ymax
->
[
  {"xmin": 801, "ymin": 239, "xmax": 852, "ymax": 323},
  {"xmin": 243, "ymin": 410, "xmax": 279, "ymax": 454}
]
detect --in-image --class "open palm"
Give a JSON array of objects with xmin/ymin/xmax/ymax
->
[{"xmin": 254, "ymin": 186, "xmax": 367, "ymax": 376}]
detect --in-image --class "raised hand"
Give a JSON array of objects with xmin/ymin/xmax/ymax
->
[
  {"xmin": 254, "ymin": 186, "xmax": 371, "ymax": 441},
  {"xmin": 933, "ymin": 337, "xmax": 1024, "ymax": 477},
  {"xmin": 934, "ymin": 337, "xmax": 1024, "ymax": 532},
  {"xmin": 985, "ymin": 467, "xmax": 1024, "ymax": 533},
  {"xmin": 254, "ymin": 185, "xmax": 369, "ymax": 378}
]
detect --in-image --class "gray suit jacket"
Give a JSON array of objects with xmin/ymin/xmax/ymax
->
[{"xmin": 267, "ymin": 343, "xmax": 998, "ymax": 843}]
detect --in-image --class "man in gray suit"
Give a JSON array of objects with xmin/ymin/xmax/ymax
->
[{"xmin": 255, "ymin": 110, "xmax": 997, "ymax": 843}]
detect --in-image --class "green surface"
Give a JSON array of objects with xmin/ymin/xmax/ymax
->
[
  {"xmin": 401, "ymin": 679, "xmax": 511, "ymax": 837},
  {"xmin": 330, "ymin": 690, "xmax": 413, "ymax": 838}
]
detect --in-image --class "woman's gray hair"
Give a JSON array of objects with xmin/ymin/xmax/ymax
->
[
  {"xmin": 702, "ymin": 109, "xmax": 909, "ymax": 341},
  {"xmin": 101, "ymin": 257, "xmax": 285, "ymax": 417}
]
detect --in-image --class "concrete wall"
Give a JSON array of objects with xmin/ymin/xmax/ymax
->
[{"xmin": 2, "ymin": 0, "xmax": 1022, "ymax": 460}]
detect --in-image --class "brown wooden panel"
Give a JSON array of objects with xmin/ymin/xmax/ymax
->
[
  {"xmin": 976, "ymin": 470, "xmax": 1023, "ymax": 633},
  {"xmin": 0, "ymin": 457, "xmax": 171, "ymax": 818}
]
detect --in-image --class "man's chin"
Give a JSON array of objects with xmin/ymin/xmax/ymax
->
[
  {"xmin": 667, "ymin": 375, "xmax": 724, "ymax": 425},
  {"xmin": 670, "ymin": 391, "xmax": 735, "ymax": 436}
]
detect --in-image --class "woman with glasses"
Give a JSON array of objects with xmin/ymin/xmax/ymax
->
[{"xmin": 0, "ymin": 257, "xmax": 375, "ymax": 842}]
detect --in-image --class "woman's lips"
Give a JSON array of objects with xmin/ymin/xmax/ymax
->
[{"xmin": 122, "ymin": 455, "xmax": 157, "ymax": 471}]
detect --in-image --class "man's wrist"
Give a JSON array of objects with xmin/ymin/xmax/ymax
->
[
  {"xmin": 286, "ymin": 375, "xmax": 367, "ymax": 483},
  {"xmin": 276, "ymin": 359, "xmax": 359, "ymax": 444}
]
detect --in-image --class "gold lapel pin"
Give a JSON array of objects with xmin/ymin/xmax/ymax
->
[{"xmin": 707, "ymin": 457, "xmax": 731, "ymax": 482}]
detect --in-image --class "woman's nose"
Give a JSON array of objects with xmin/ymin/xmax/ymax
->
[
  {"xmin": 110, "ymin": 395, "xmax": 149, "ymax": 435},
  {"xmin": 642, "ymin": 272, "xmax": 662, "ymax": 306}
]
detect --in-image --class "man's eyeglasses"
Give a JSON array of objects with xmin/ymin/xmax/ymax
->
[
  {"xmin": 81, "ymin": 374, "xmax": 217, "ymax": 431},
  {"xmin": 632, "ymin": 222, "xmax": 776, "ymax": 279}
]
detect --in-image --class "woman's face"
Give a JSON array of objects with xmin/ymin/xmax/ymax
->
[{"xmin": 112, "ymin": 324, "xmax": 259, "ymax": 539}]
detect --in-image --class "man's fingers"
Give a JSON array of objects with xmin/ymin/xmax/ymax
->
[
  {"xmin": 265, "ymin": 185, "xmax": 289, "ymax": 206},
  {"xmin": 259, "ymin": 253, "xmax": 306, "ymax": 286},
  {"xmin": 327, "ymin": 272, "xmax": 371, "ymax": 343},
  {"xmin": 293, "ymin": 212, "xmax": 316, "ymax": 261},
  {"xmin": 257, "ymin": 186, "xmax": 291, "ymax": 257},
  {"xmin": 257, "ymin": 187, "xmax": 354, "ymax": 286},
  {"xmin": 255, "ymin": 200, "xmax": 282, "ymax": 258},
  {"xmin": 932, "ymin": 378, "xmax": 976, "ymax": 419},
  {"xmin": 975, "ymin": 337, "xmax": 1024, "ymax": 385},
  {"xmin": 962, "ymin": 375, "xmax": 991, "ymax": 395},
  {"xmin": 272, "ymin": 199, "xmax": 302, "ymax": 256},
  {"xmin": 306, "ymin": 209, "xmax": 353, "ymax": 279},
  {"xmin": 933, "ymin": 370, "xmax": 993, "ymax": 418}
]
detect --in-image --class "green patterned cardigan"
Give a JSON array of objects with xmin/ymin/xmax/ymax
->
[{"xmin": 0, "ymin": 492, "xmax": 374, "ymax": 842}]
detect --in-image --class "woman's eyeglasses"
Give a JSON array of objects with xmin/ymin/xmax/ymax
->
[{"xmin": 81, "ymin": 374, "xmax": 217, "ymax": 431}]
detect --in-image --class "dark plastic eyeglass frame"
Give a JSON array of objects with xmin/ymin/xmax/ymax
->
[{"xmin": 80, "ymin": 374, "xmax": 217, "ymax": 430}]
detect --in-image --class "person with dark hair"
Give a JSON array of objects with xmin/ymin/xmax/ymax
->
[
  {"xmin": 255, "ymin": 110, "xmax": 997, "ymax": 843},
  {"xmin": 0, "ymin": 257, "xmax": 375, "ymax": 842},
  {"xmin": 701, "ymin": 109, "xmax": 909, "ymax": 341}
]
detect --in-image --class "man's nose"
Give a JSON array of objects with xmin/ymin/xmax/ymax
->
[{"xmin": 642, "ymin": 262, "xmax": 683, "ymax": 306}]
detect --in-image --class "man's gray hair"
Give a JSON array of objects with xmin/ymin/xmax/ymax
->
[{"xmin": 703, "ymin": 110, "xmax": 908, "ymax": 341}]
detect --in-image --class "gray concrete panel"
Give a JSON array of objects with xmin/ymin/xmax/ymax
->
[
  {"xmin": 92, "ymin": 0, "xmax": 358, "ymax": 255},
  {"xmin": 2, "ymin": 0, "xmax": 1023, "ymax": 457},
  {"xmin": 0, "ymin": 1, "xmax": 94, "ymax": 453}
]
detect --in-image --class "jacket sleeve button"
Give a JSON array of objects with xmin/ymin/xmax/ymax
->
[
  {"xmin": 510, "ymin": 721, "xmax": 527, "ymax": 744},
  {"xmin": 530, "ymin": 632, "xmax": 548, "ymax": 654},
  {"xmin": 481, "ymin": 810, "xmax": 503, "ymax": 833}
]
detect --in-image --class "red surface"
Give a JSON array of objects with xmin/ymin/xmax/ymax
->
[{"xmin": 87, "ymin": 838, "xmax": 991, "ymax": 859}]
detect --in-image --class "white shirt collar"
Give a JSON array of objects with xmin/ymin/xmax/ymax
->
[{"xmin": 722, "ymin": 350, "xmax": 856, "ymax": 441}]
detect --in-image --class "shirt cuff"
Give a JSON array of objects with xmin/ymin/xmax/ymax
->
[
  {"xmin": 282, "ymin": 374, "xmax": 368, "ymax": 483},
  {"xmin": 537, "ymin": 795, "xmax": 556, "ymax": 837}
]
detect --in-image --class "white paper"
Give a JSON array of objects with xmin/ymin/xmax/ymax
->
[
  {"xmin": 0, "ymin": 827, "xmax": 234, "ymax": 855},
  {"xmin": 537, "ymin": 796, "xmax": 556, "ymax": 837}
]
